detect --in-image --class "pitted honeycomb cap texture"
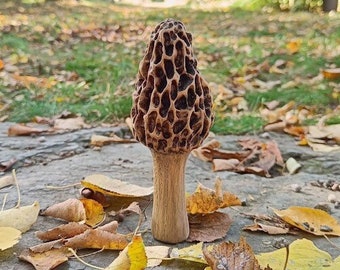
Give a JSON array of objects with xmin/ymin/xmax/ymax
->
[{"xmin": 131, "ymin": 19, "xmax": 213, "ymax": 153}]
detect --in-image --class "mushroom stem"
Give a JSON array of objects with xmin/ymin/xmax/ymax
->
[{"xmin": 151, "ymin": 150, "xmax": 190, "ymax": 243}]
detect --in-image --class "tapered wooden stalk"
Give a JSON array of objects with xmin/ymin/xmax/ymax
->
[{"xmin": 151, "ymin": 150, "xmax": 190, "ymax": 243}]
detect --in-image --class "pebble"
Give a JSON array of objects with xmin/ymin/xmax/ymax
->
[
  {"xmin": 291, "ymin": 183, "xmax": 302, "ymax": 193},
  {"xmin": 314, "ymin": 203, "xmax": 332, "ymax": 214},
  {"xmin": 335, "ymin": 201, "xmax": 340, "ymax": 209},
  {"xmin": 328, "ymin": 194, "xmax": 337, "ymax": 203}
]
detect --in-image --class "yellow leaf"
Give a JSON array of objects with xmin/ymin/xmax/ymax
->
[
  {"xmin": 0, "ymin": 227, "xmax": 21, "ymax": 250},
  {"xmin": 80, "ymin": 198, "xmax": 105, "ymax": 227},
  {"xmin": 256, "ymin": 238, "xmax": 340, "ymax": 270},
  {"xmin": 273, "ymin": 206, "xmax": 340, "ymax": 236},
  {"xmin": 81, "ymin": 174, "xmax": 153, "ymax": 198},
  {"xmin": 322, "ymin": 68, "xmax": 340, "ymax": 80},
  {"xmin": 128, "ymin": 235, "xmax": 147, "ymax": 270},
  {"xmin": 286, "ymin": 39, "xmax": 302, "ymax": 54},
  {"xmin": 170, "ymin": 242, "xmax": 207, "ymax": 264},
  {"xmin": 0, "ymin": 201, "xmax": 40, "ymax": 232},
  {"xmin": 106, "ymin": 234, "xmax": 147, "ymax": 270},
  {"xmin": 186, "ymin": 178, "xmax": 241, "ymax": 214}
]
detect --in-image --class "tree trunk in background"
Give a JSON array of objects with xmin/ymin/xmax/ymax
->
[{"xmin": 323, "ymin": 0, "xmax": 338, "ymax": 12}]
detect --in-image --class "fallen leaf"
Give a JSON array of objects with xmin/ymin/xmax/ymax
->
[
  {"xmin": 90, "ymin": 134, "xmax": 135, "ymax": 147},
  {"xmin": 188, "ymin": 212, "xmax": 232, "ymax": 242},
  {"xmin": 273, "ymin": 206, "xmax": 340, "ymax": 236},
  {"xmin": 65, "ymin": 228, "xmax": 128, "ymax": 250},
  {"xmin": 243, "ymin": 222, "xmax": 290, "ymax": 235},
  {"xmin": 212, "ymin": 158, "xmax": 240, "ymax": 171},
  {"xmin": 81, "ymin": 174, "xmax": 153, "ymax": 197},
  {"xmin": 0, "ymin": 227, "xmax": 21, "ymax": 250},
  {"xmin": 0, "ymin": 59, "xmax": 4, "ymax": 70},
  {"xmin": 35, "ymin": 222, "xmax": 90, "ymax": 241},
  {"xmin": 203, "ymin": 237, "xmax": 261, "ymax": 270},
  {"xmin": 170, "ymin": 242, "xmax": 206, "ymax": 264},
  {"xmin": 0, "ymin": 174, "xmax": 15, "ymax": 189},
  {"xmin": 41, "ymin": 198, "xmax": 86, "ymax": 223},
  {"xmin": 186, "ymin": 178, "xmax": 241, "ymax": 214},
  {"xmin": 97, "ymin": 221, "xmax": 119, "ymax": 233},
  {"xmin": 105, "ymin": 234, "xmax": 147, "ymax": 270},
  {"xmin": 7, "ymin": 124, "xmax": 47, "ymax": 136},
  {"xmin": 286, "ymin": 39, "xmax": 301, "ymax": 54},
  {"xmin": 322, "ymin": 68, "xmax": 340, "ymax": 80},
  {"xmin": 11, "ymin": 74, "xmax": 57, "ymax": 89},
  {"xmin": 19, "ymin": 246, "xmax": 72, "ymax": 270},
  {"xmin": 79, "ymin": 198, "xmax": 105, "ymax": 227},
  {"xmin": 109, "ymin": 201, "xmax": 142, "ymax": 220},
  {"xmin": 0, "ymin": 158, "xmax": 17, "ymax": 172},
  {"xmin": 285, "ymin": 157, "xmax": 302, "ymax": 174},
  {"xmin": 256, "ymin": 238, "xmax": 340, "ymax": 270},
  {"xmin": 145, "ymin": 246, "xmax": 170, "ymax": 267},
  {"xmin": 53, "ymin": 117, "xmax": 89, "ymax": 130},
  {"xmin": 0, "ymin": 201, "xmax": 40, "ymax": 232}
]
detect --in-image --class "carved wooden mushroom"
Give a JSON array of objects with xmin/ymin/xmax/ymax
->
[{"xmin": 131, "ymin": 19, "xmax": 213, "ymax": 243}]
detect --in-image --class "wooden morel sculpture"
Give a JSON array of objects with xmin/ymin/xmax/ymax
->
[{"xmin": 131, "ymin": 19, "xmax": 213, "ymax": 243}]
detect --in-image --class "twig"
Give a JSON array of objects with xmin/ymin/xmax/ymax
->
[
  {"xmin": 12, "ymin": 169, "xmax": 21, "ymax": 208},
  {"xmin": 70, "ymin": 247, "xmax": 105, "ymax": 258},
  {"xmin": 68, "ymin": 248, "xmax": 104, "ymax": 270},
  {"xmin": 1, "ymin": 193, "xmax": 8, "ymax": 211},
  {"xmin": 45, "ymin": 182, "xmax": 81, "ymax": 190},
  {"xmin": 323, "ymin": 234, "xmax": 340, "ymax": 250},
  {"xmin": 283, "ymin": 245, "xmax": 289, "ymax": 270}
]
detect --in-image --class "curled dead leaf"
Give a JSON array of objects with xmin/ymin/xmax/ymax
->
[
  {"xmin": 186, "ymin": 178, "xmax": 241, "ymax": 214},
  {"xmin": 203, "ymin": 237, "xmax": 261, "ymax": 270}
]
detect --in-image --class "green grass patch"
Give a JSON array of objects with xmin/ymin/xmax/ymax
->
[{"xmin": 212, "ymin": 115, "xmax": 265, "ymax": 135}]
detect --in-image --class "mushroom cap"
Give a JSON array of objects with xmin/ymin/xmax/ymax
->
[{"xmin": 131, "ymin": 18, "xmax": 213, "ymax": 153}]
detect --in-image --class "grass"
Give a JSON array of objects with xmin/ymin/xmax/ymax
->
[{"xmin": 0, "ymin": 1, "xmax": 339, "ymax": 134}]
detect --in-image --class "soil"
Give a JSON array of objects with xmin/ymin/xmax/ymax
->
[{"xmin": 0, "ymin": 122, "xmax": 339, "ymax": 269}]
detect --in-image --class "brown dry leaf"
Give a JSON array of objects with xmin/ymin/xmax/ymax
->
[
  {"xmin": 35, "ymin": 222, "xmax": 90, "ymax": 241},
  {"xmin": 90, "ymin": 134, "xmax": 135, "ymax": 147},
  {"xmin": 212, "ymin": 158, "xmax": 240, "ymax": 172},
  {"xmin": 192, "ymin": 139, "xmax": 250, "ymax": 162},
  {"xmin": 79, "ymin": 198, "xmax": 105, "ymax": 227},
  {"xmin": 273, "ymin": 206, "xmax": 340, "ymax": 236},
  {"xmin": 284, "ymin": 125, "xmax": 307, "ymax": 137},
  {"xmin": 97, "ymin": 221, "xmax": 119, "ymax": 233},
  {"xmin": 19, "ymin": 246, "xmax": 72, "ymax": 270},
  {"xmin": 186, "ymin": 178, "xmax": 241, "ymax": 214},
  {"xmin": 0, "ymin": 227, "xmax": 21, "ymax": 251},
  {"xmin": 188, "ymin": 212, "xmax": 232, "ymax": 242},
  {"xmin": 322, "ymin": 68, "xmax": 340, "ymax": 80},
  {"xmin": 40, "ymin": 198, "xmax": 86, "ymax": 223},
  {"xmin": 109, "ymin": 201, "xmax": 142, "ymax": 219},
  {"xmin": 264, "ymin": 121, "xmax": 286, "ymax": 132},
  {"xmin": 81, "ymin": 174, "xmax": 153, "ymax": 198},
  {"xmin": 0, "ymin": 174, "xmax": 15, "ymax": 189},
  {"xmin": 64, "ymin": 228, "xmax": 129, "ymax": 250},
  {"xmin": 11, "ymin": 74, "xmax": 57, "ymax": 89},
  {"xmin": 53, "ymin": 116, "xmax": 89, "ymax": 131},
  {"xmin": 0, "ymin": 158, "xmax": 17, "ymax": 172},
  {"xmin": 243, "ymin": 222, "xmax": 290, "ymax": 235},
  {"xmin": 203, "ymin": 237, "xmax": 261, "ymax": 270},
  {"xmin": 7, "ymin": 123, "xmax": 47, "ymax": 136}
]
